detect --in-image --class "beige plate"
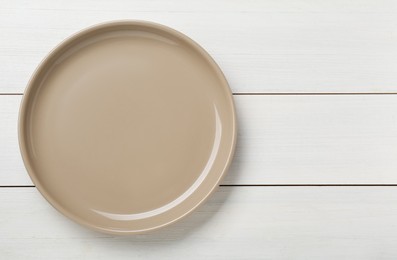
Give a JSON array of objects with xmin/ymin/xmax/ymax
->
[{"xmin": 18, "ymin": 21, "xmax": 236, "ymax": 234}]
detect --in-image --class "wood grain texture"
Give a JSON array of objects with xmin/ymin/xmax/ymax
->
[
  {"xmin": 3, "ymin": 94, "xmax": 397, "ymax": 185},
  {"xmin": 1, "ymin": 0, "xmax": 397, "ymax": 93},
  {"xmin": 1, "ymin": 187, "xmax": 397, "ymax": 259}
]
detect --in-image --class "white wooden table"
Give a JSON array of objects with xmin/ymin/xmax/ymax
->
[{"xmin": 2, "ymin": 0, "xmax": 397, "ymax": 259}]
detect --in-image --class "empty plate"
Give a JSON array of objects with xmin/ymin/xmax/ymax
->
[{"xmin": 19, "ymin": 21, "xmax": 236, "ymax": 234}]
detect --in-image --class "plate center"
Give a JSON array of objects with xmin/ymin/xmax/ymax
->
[{"xmin": 28, "ymin": 31, "xmax": 220, "ymax": 216}]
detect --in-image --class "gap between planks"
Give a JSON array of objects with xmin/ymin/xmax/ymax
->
[
  {"xmin": 4, "ymin": 92, "xmax": 397, "ymax": 96},
  {"xmin": 3, "ymin": 184, "xmax": 397, "ymax": 188}
]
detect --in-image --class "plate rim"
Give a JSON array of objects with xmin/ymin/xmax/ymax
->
[{"xmin": 18, "ymin": 20, "xmax": 237, "ymax": 235}]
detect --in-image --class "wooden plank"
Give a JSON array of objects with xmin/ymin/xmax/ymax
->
[
  {"xmin": 1, "ymin": 0, "xmax": 397, "ymax": 93},
  {"xmin": 1, "ymin": 187, "xmax": 397, "ymax": 259},
  {"xmin": 3, "ymin": 94, "xmax": 397, "ymax": 185},
  {"xmin": 227, "ymin": 94, "xmax": 397, "ymax": 185},
  {"xmin": 0, "ymin": 95, "xmax": 22, "ymax": 185}
]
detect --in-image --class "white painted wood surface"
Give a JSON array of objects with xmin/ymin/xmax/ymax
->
[
  {"xmin": 3, "ymin": 95, "xmax": 397, "ymax": 185},
  {"xmin": 2, "ymin": 0, "xmax": 397, "ymax": 259},
  {"xmin": 2, "ymin": 187, "xmax": 397, "ymax": 259},
  {"xmin": 1, "ymin": 0, "xmax": 397, "ymax": 93}
]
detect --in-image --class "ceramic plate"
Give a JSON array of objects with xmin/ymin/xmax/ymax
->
[{"xmin": 18, "ymin": 21, "xmax": 236, "ymax": 234}]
